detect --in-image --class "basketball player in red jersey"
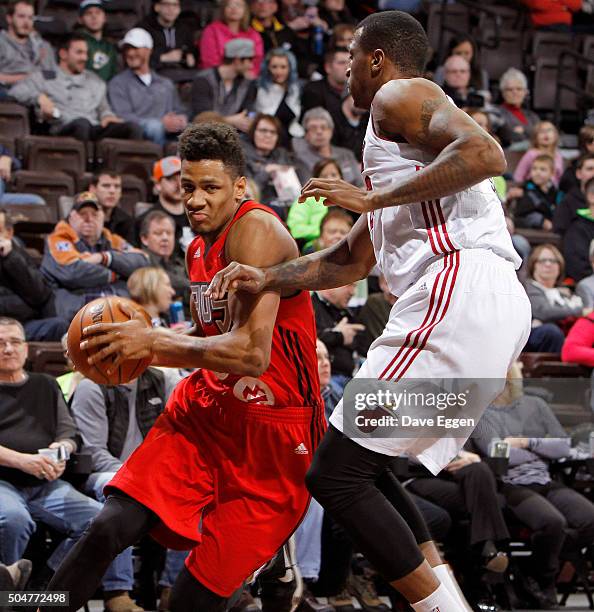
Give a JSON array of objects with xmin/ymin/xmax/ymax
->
[{"xmin": 41, "ymin": 123, "xmax": 324, "ymax": 612}]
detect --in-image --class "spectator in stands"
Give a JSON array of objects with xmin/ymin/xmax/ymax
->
[
  {"xmin": 494, "ymin": 68, "xmax": 540, "ymax": 149},
  {"xmin": 565, "ymin": 177, "xmax": 594, "ymax": 281},
  {"xmin": 138, "ymin": 0, "xmax": 196, "ymax": 71},
  {"xmin": 300, "ymin": 47, "xmax": 349, "ymax": 125},
  {"xmin": 0, "ymin": 0, "xmax": 55, "ymax": 98},
  {"xmin": 190, "ymin": 38, "xmax": 257, "ymax": 132},
  {"xmin": 514, "ymin": 154, "xmax": 561, "ymax": 230},
  {"xmin": 576, "ymin": 240, "xmax": 594, "ymax": 307},
  {"xmin": 0, "ymin": 317, "xmax": 140, "ymax": 611},
  {"xmin": 136, "ymin": 156, "xmax": 191, "ymax": 255},
  {"xmin": 560, "ymin": 124, "xmax": 594, "ymax": 193},
  {"xmin": 0, "ymin": 208, "xmax": 68, "ymax": 341},
  {"xmin": 9, "ymin": 34, "xmax": 142, "ymax": 142},
  {"xmin": 250, "ymin": 0, "xmax": 298, "ymax": 52},
  {"xmin": 128, "ymin": 266, "xmax": 176, "ymax": 327},
  {"xmin": 108, "ymin": 28, "xmax": 187, "ymax": 146},
  {"xmin": 562, "ymin": 305, "xmax": 594, "ymax": 366},
  {"xmin": 441, "ymin": 55, "xmax": 486, "ymax": 109},
  {"xmin": 78, "ymin": 0, "xmax": 118, "ymax": 82},
  {"xmin": 313, "ymin": 283, "xmax": 365, "ymax": 392},
  {"xmin": 318, "ymin": 0, "xmax": 355, "ymax": 29},
  {"xmin": 293, "ymin": 107, "xmax": 362, "ymax": 186},
  {"xmin": 514, "ymin": 121, "xmax": 564, "ymax": 187},
  {"xmin": 287, "ymin": 158, "xmax": 342, "ymax": 249},
  {"xmin": 42, "ymin": 191, "xmax": 148, "ymax": 321},
  {"xmin": 71, "ymin": 364, "xmax": 185, "ymax": 612},
  {"xmin": 473, "ymin": 360, "xmax": 594, "ymax": 609},
  {"xmin": 138, "ymin": 213, "xmax": 189, "ymax": 316},
  {"xmin": 328, "ymin": 22, "xmax": 355, "ymax": 48},
  {"xmin": 407, "ymin": 452, "xmax": 510, "ymax": 575},
  {"xmin": 303, "ymin": 204, "xmax": 352, "ymax": 255},
  {"xmin": 554, "ymin": 153, "xmax": 594, "ymax": 235},
  {"xmin": 198, "ymin": 0, "xmax": 264, "ymax": 75},
  {"xmin": 433, "ymin": 34, "xmax": 489, "ymax": 91},
  {"xmin": 525, "ymin": 244, "xmax": 588, "ymax": 351},
  {"xmin": 0, "ymin": 144, "xmax": 44, "ymax": 205},
  {"xmin": 358, "ymin": 274, "xmax": 395, "ymax": 353},
  {"xmin": 255, "ymin": 48, "xmax": 303, "ymax": 144},
  {"xmin": 333, "ymin": 93, "xmax": 368, "ymax": 161},
  {"xmin": 244, "ymin": 113, "xmax": 304, "ymax": 218},
  {"xmin": 520, "ymin": 0, "xmax": 581, "ymax": 31},
  {"xmin": 89, "ymin": 171, "xmax": 135, "ymax": 244}
]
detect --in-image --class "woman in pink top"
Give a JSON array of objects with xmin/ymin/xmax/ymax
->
[
  {"xmin": 198, "ymin": 0, "xmax": 264, "ymax": 76},
  {"xmin": 513, "ymin": 121, "xmax": 565, "ymax": 186}
]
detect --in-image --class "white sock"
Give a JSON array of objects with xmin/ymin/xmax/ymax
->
[
  {"xmin": 411, "ymin": 582, "xmax": 461, "ymax": 612},
  {"xmin": 433, "ymin": 563, "xmax": 472, "ymax": 611}
]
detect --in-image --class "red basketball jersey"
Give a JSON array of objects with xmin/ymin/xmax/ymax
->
[{"xmin": 185, "ymin": 200, "xmax": 323, "ymax": 415}]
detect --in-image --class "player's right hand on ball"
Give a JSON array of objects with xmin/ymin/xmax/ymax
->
[{"xmin": 206, "ymin": 262, "xmax": 267, "ymax": 299}]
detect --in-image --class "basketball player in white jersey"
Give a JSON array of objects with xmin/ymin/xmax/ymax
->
[{"xmin": 207, "ymin": 10, "xmax": 531, "ymax": 611}]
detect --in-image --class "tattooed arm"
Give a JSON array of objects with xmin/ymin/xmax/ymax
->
[
  {"xmin": 299, "ymin": 78, "xmax": 506, "ymax": 214},
  {"xmin": 206, "ymin": 214, "xmax": 376, "ymax": 298}
]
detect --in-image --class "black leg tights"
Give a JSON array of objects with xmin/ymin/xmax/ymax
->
[
  {"xmin": 169, "ymin": 566, "xmax": 228, "ymax": 612},
  {"xmin": 306, "ymin": 426, "xmax": 426, "ymax": 582},
  {"xmin": 42, "ymin": 493, "xmax": 158, "ymax": 612}
]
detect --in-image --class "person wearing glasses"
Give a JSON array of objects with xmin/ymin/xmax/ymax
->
[
  {"xmin": 524, "ymin": 244, "xmax": 590, "ymax": 352},
  {"xmin": 0, "ymin": 318, "xmax": 140, "ymax": 611}
]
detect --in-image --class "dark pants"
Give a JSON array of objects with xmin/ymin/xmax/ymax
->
[
  {"xmin": 408, "ymin": 462, "xmax": 509, "ymax": 546},
  {"xmin": 306, "ymin": 425, "xmax": 431, "ymax": 582},
  {"xmin": 501, "ymin": 481, "xmax": 594, "ymax": 587},
  {"xmin": 56, "ymin": 118, "xmax": 143, "ymax": 141},
  {"xmin": 524, "ymin": 323, "xmax": 565, "ymax": 353},
  {"xmin": 23, "ymin": 317, "xmax": 69, "ymax": 342}
]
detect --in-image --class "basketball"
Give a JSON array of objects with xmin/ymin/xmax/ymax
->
[{"xmin": 67, "ymin": 296, "xmax": 153, "ymax": 386}]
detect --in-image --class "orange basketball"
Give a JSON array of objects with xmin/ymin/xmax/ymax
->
[{"xmin": 67, "ymin": 296, "xmax": 153, "ymax": 386}]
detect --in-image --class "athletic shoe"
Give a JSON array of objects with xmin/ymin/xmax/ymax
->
[
  {"xmin": 347, "ymin": 572, "xmax": 390, "ymax": 611},
  {"xmin": 103, "ymin": 592, "xmax": 144, "ymax": 612},
  {"xmin": 327, "ymin": 589, "xmax": 356, "ymax": 611}
]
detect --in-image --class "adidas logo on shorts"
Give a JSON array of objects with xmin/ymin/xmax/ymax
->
[{"xmin": 294, "ymin": 443, "xmax": 309, "ymax": 455}]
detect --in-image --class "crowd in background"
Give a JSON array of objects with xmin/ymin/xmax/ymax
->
[{"xmin": 2, "ymin": 0, "xmax": 594, "ymax": 610}]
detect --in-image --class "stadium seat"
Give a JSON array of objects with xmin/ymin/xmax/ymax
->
[
  {"xmin": 426, "ymin": 3, "xmax": 470, "ymax": 61},
  {"xmin": 38, "ymin": 0, "xmax": 79, "ymax": 30},
  {"xmin": 121, "ymin": 174, "xmax": 148, "ymax": 217},
  {"xmin": 583, "ymin": 35, "xmax": 594, "ymax": 60},
  {"xmin": 0, "ymin": 102, "xmax": 30, "ymax": 140},
  {"xmin": 3, "ymin": 204, "xmax": 54, "ymax": 224},
  {"xmin": 504, "ymin": 149, "xmax": 525, "ymax": 176},
  {"xmin": 13, "ymin": 170, "xmax": 75, "ymax": 220},
  {"xmin": 104, "ymin": 0, "xmax": 144, "ymax": 38},
  {"xmin": 531, "ymin": 31, "xmax": 573, "ymax": 61},
  {"xmin": 514, "ymin": 227, "xmax": 562, "ymax": 248},
  {"xmin": 23, "ymin": 136, "xmax": 86, "ymax": 179},
  {"xmin": 25, "ymin": 342, "xmax": 68, "ymax": 377},
  {"xmin": 532, "ymin": 57, "xmax": 578, "ymax": 113},
  {"xmin": 0, "ymin": 135, "xmax": 15, "ymax": 156},
  {"xmin": 480, "ymin": 31, "xmax": 524, "ymax": 82},
  {"xmin": 163, "ymin": 141, "xmax": 179, "ymax": 157},
  {"xmin": 95, "ymin": 139, "xmax": 163, "ymax": 182}
]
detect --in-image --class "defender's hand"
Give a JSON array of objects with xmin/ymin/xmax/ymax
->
[
  {"xmin": 206, "ymin": 262, "xmax": 267, "ymax": 300},
  {"xmin": 299, "ymin": 178, "xmax": 374, "ymax": 213}
]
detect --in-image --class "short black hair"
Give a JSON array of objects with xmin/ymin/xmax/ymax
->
[
  {"xmin": 577, "ymin": 152, "xmax": 594, "ymax": 169},
  {"xmin": 59, "ymin": 33, "xmax": 88, "ymax": 52},
  {"xmin": 178, "ymin": 122, "xmax": 246, "ymax": 179},
  {"xmin": 356, "ymin": 10, "xmax": 429, "ymax": 76},
  {"xmin": 7, "ymin": 0, "xmax": 33, "ymax": 17}
]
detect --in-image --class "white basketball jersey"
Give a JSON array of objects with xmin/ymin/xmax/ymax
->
[{"xmin": 362, "ymin": 101, "xmax": 521, "ymax": 297}]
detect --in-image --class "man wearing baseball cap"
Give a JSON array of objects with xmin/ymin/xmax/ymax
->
[
  {"xmin": 190, "ymin": 38, "xmax": 257, "ymax": 132},
  {"xmin": 136, "ymin": 156, "xmax": 191, "ymax": 255},
  {"xmin": 41, "ymin": 191, "xmax": 149, "ymax": 321},
  {"xmin": 78, "ymin": 0, "xmax": 117, "ymax": 81},
  {"xmin": 108, "ymin": 28, "xmax": 188, "ymax": 145}
]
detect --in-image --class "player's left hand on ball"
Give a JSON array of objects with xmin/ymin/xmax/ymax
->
[
  {"xmin": 80, "ymin": 303, "xmax": 154, "ymax": 372},
  {"xmin": 298, "ymin": 178, "xmax": 373, "ymax": 213}
]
